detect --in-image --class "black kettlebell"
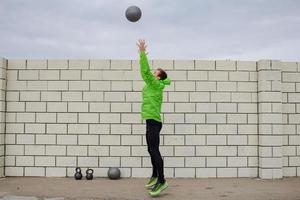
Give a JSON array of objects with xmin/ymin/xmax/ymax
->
[
  {"xmin": 74, "ymin": 167, "xmax": 82, "ymax": 180},
  {"xmin": 86, "ymin": 168, "xmax": 94, "ymax": 180}
]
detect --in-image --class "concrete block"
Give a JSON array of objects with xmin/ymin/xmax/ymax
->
[
  {"xmin": 185, "ymin": 135, "xmax": 205, "ymax": 145},
  {"xmin": 41, "ymin": 91, "xmax": 61, "ymax": 101},
  {"xmin": 8, "ymin": 59, "xmax": 26, "ymax": 69},
  {"xmin": 174, "ymin": 146, "xmax": 195, "ymax": 156},
  {"xmin": 36, "ymin": 135, "xmax": 56, "ymax": 144},
  {"xmin": 16, "ymin": 156, "xmax": 34, "ymax": 166},
  {"xmin": 56, "ymin": 157, "xmax": 76, "ymax": 166},
  {"xmin": 217, "ymin": 168, "xmax": 237, "ymax": 177},
  {"xmin": 57, "ymin": 113, "xmax": 77, "ymax": 123},
  {"xmin": 68, "ymin": 124, "xmax": 88, "ymax": 134},
  {"xmin": 121, "ymin": 113, "xmax": 141, "ymax": 123},
  {"xmin": 39, "ymin": 70, "xmax": 60, "ymax": 80},
  {"xmin": 69, "ymin": 81, "xmax": 89, "ymax": 91},
  {"xmin": 196, "ymin": 124, "xmax": 216, "ymax": 134},
  {"xmin": 62, "ymin": 92, "xmax": 82, "ymax": 101},
  {"xmin": 111, "ymin": 124, "xmax": 131, "ymax": 135},
  {"xmin": 104, "ymin": 92, "xmax": 125, "ymax": 102},
  {"xmin": 195, "ymin": 60, "xmax": 215, "ymax": 70},
  {"xmin": 57, "ymin": 135, "xmax": 77, "ymax": 145},
  {"xmin": 185, "ymin": 157, "xmax": 205, "ymax": 167},
  {"xmin": 46, "ymin": 167, "xmax": 66, "ymax": 177},
  {"xmin": 78, "ymin": 157, "xmax": 98, "ymax": 167},
  {"xmin": 166, "ymin": 71, "xmax": 187, "ymax": 80},
  {"xmin": 88, "ymin": 146, "xmax": 109, "ymax": 156},
  {"xmin": 111, "ymin": 60, "xmax": 131, "ymax": 70},
  {"xmin": 196, "ymin": 81, "xmax": 217, "ymax": 91},
  {"xmin": 48, "ymin": 81, "xmax": 68, "ymax": 91},
  {"xmin": 82, "ymin": 70, "xmax": 103, "ymax": 80},
  {"xmin": 100, "ymin": 113, "xmax": 120, "ymax": 123},
  {"xmin": 25, "ymin": 145, "xmax": 45, "ymax": 155},
  {"xmin": 6, "ymin": 145, "xmax": 24, "ymax": 155},
  {"xmin": 89, "ymin": 124, "xmax": 110, "ymax": 134},
  {"xmin": 196, "ymin": 146, "xmax": 216, "ymax": 156},
  {"xmin": 206, "ymin": 114, "xmax": 226, "ymax": 123},
  {"xmin": 232, "ymin": 93, "xmax": 252, "ymax": 102},
  {"xmin": 217, "ymin": 146, "xmax": 237, "ymax": 156},
  {"xmin": 6, "ymin": 91, "xmax": 19, "ymax": 101},
  {"xmin": 19, "ymin": 70, "xmax": 39, "ymax": 80},
  {"xmin": 60, "ymin": 70, "xmax": 81, "ymax": 80},
  {"xmin": 164, "ymin": 157, "xmax": 184, "ymax": 167},
  {"xmin": 175, "ymin": 168, "xmax": 195, "ymax": 178},
  {"xmin": 35, "ymin": 156, "xmax": 55, "ymax": 166},
  {"xmin": 196, "ymin": 103, "xmax": 216, "ymax": 113},
  {"xmin": 125, "ymin": 92, "xmax": 141, "ymax": 102},
  {"xmin": 217, "ymin": 103, "xmax": 237, "ymax": 113},
  {"xmin": 46, "ymin": 124, "xmax": 67, "ymax": 134},
  {"xmin": 175, "ymin": 103, "xmax": 196, "ymax": 112},
  {"xmin": 236, "ymin": 61, "xmax": 256, "ymax": 71},
  {"xmin": 26, "ymin": 102, "xmax": 46, "ymax": 112},
  {"xmin": 211, "ymin": 92, "xmax": 231, "ymax": 102},
  {"xmin": 47, "ymin": 102, "xmax": 67, "ymax": 112},
  {"xmin": 207, "ymin": 157, "xmax": 226, "ymax": 167},
  {"xmin": 17, "ymin": 135, "xmax": 34, "ymax": 144},
  {"xmin": 164, "ymin": 135, "xmax": 184, "ymax": 145},
  {"xmin": 36, "ymin": 113, "xmax": 56, "ymax": 123},
  {"xmin": 68, "ymin": 102, "xmax": 88, "ymax": 112},
  {"xmin": 83, "ymin": 92, "xmax": 103, "ymax": 101},
  {"xmin": 46, "ymin": 146, "xmax": 66, "ymax": 156},
  {"xmin": 78, "ymin": 135, "xmax": 99, "ymax": 145},
  {"xmin": 175, "ymin": 124, "xmax": 195, "ymax": 134},
  {"xmin": 25, "ymin": 124, "xmax": 45, "ymax": 134},
  {"xmin": 110, "ymin": 146, "xmax": 130, "ymax": 156},
  {"xmin": 99, "ymin": 157, "xmax": 120, "ymax": 167},
  {"xmin": 90, "ymin": 59, "xmax": 110, "ymax": 69},
  {"xmin": 228, "ymin": 157, "xmax": 247, "ymax": 167},
  {"xmin": 100, "ymin": 135, "xmax": 120, "ymax": 145},
  {"xmin": 6, "ymin": 102, "xmax": 25, "ymax": 112},
  {"xmin": 238, "ymin": 168, "xmax": 258, "ymax": 177},
  {"xmin": 25, "ymin": 167, "xmax": 45, "ymax": 176},
  {"xmin": 121, "ymin": 157, "xmax": 141, "ymax": 167},
  {"xmin": 190, "ymin": 92, "xmax": 210, "ymax": 102},
  {"xmin": 185, "ymin": 113, "xmax": 205, "ymax": 123},
  {"xmin": 152, "ymin": 60, "xmax": 173, "ymax": 70},
  {"xmin": 48, "ymin": 60, "xmax": 68, "ymax": 69},
  {"xmin": 196, "ymin": 168, "xmax": 216, "ymax": 178},
  {"xmin": 27, "ymin": 59, "xmax": 47, "ymax": 69},
  {"xmin": 111, "ymin": 81, "xmax": 132, "ymax": 91},
  {"xmin": 69, "ymin": 60, "xmax": 89, "ymax": 69},
  {"xmin": 187, "ymin": 71, "xmax": 208, "ymax": 80},
  {"xmin": 238, "ymin": 146, "xmax": 257, "ymax": 156},
  {"xmin": 228, "ymin": 135, "xmax": 247, "ymax": 145}
]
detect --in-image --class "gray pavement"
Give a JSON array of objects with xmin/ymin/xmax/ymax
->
[{"xmin": 0, "ymin": 177, "xmax": 300, "ymax": 200}]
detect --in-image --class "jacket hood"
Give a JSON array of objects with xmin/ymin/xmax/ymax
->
[{"xmin": 161, "ymin": 78, "xmax": 171, "ymax": 85}]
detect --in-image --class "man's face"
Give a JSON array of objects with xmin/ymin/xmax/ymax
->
[{"xmin": 153, "ymin": 69, "xmax": 161, "ymax": 80}]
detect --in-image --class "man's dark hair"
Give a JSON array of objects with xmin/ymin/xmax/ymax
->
[{"xmin": 157, "ymin": 68, "xmax": 167, "ymax": 80}]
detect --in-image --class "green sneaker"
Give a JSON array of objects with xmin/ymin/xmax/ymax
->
[
  {"xmin": 148, "ymin": 181, "xmax": 168, "ymax": 197},
  {"xmin": 145, "ymin": 177, "xmax": 158, "ymax": 189}
]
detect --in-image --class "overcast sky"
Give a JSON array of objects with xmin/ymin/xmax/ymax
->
[{"xmin": 0, "ymin": 0, "xmax": 299, "ymax": 61}]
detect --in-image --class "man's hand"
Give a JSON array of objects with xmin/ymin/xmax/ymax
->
[{"xmin": 137, "ymin": 39, "xmax": 148, "ymax": 54}]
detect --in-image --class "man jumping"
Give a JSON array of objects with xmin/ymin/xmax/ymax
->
[{"xmin": 137, "ymin": 39, "xmax": 171, "ymax": 197}]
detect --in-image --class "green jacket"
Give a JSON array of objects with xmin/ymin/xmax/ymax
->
[{"xmin": 139, "ymin": 51, "xmax": 171, "ymax": 123}]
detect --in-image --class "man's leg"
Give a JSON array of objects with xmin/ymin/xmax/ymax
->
[
  {"xmin": 146, "ymin": 120, "xmax": 158, "ymax": 178},
  {"xmin": 147, "ymin": 119, "xmax": 165, "ymax": 183}
]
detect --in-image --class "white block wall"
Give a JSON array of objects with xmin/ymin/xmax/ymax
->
[
  {"xmin": 1, "ymin": 58, "xmax": 299, "ymax": 179},
  {"xmin": 0, "ymin": 58, "xmax": 6, "ymax": 177}
]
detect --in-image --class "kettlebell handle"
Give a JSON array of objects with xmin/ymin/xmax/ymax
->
[
  {"xmin": 86, "ymin": 168, "xmax": 94, "ymax": 174},
  {"xmin": 76, "ymin": 167, "xmax": 81, "ymax": 172}
]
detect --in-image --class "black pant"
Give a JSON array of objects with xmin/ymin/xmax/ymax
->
[{"xmin": 146, "ymin": 119, "xmax": 165, "ymax": 183}]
